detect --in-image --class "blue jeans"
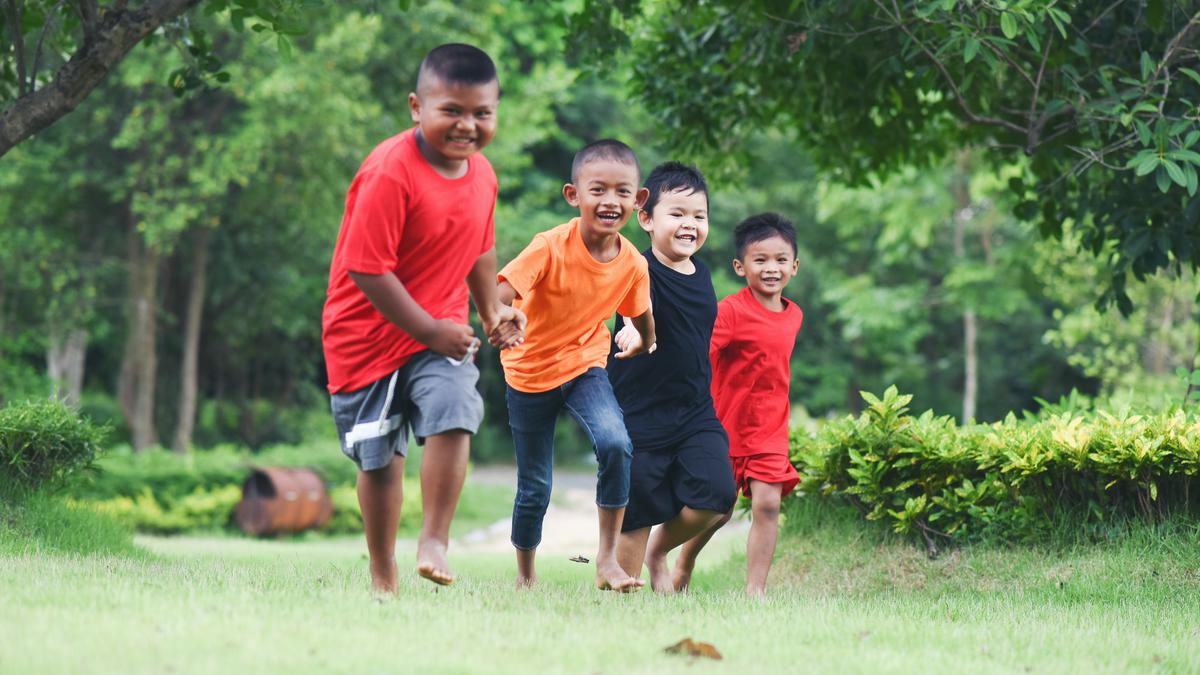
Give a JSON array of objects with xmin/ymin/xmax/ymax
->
[{"xmin": 506, "ymin": 368, "xmax": 633, "ymax": 550}]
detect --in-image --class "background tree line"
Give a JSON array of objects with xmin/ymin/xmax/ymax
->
[{"xmin": 1, "ymin": 0, "xmax": 1197, "ymax": 460}]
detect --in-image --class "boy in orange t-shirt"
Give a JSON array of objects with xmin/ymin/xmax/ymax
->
[{"xmin": 498, "ymin": 139, "xmax": 657, "ymax": 591}]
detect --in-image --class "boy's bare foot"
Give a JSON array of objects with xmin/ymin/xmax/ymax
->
[
  {"xmin": 370, "ymin": 558, "xmax": 399, "ymax": 595},
  {"xmin": 595, "ymin": 559, "xmax": 644, "ymax": 592},
  {"xmin": 645, "ymin": 551, "xmax": 674, "ymax": 594},
  {"xmin": 416, "ymin": 539, "xmax": 454, "ymax": 586},
  {"xmin": 745, "ymin": 584, "xmax": 766, "ymax": 599},
  {"xmin": 671, "ymin": 558, "xmax": 695, "ymax": 593},
  {"xmin": 516, "ymin": 574, "xmax": 537, "ymax": 589}
]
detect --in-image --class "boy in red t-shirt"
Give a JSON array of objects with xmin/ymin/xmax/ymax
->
[
  {"xmin": 322, "ymin": 44, "xmax": 524, "ymax": 594},
  {"xmin": 684, "ymin": 212, "xmax": 803, "ymax": 597}
]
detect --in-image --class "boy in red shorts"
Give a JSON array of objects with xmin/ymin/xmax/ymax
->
[
  {"xmin": 322, "ymin": 44, "xmax": 524, "ymax": 594},
  {"xmin": 682, "ymin": 212, "xmax": 803, "ymax": 597}
]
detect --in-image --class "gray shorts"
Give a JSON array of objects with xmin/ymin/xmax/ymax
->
[{"xmin": 330, "ymin": 350, "xmax": 484, "ymax": 471}]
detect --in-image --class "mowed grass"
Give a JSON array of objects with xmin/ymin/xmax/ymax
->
[{"xmin": 4, "ymin": 498, "xmax": 1200, "ymax": 674}]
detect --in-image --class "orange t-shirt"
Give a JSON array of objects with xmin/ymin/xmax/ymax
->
[{"xmin": 499, "ymin": 218, "xmax": 650, "ymax": 393}]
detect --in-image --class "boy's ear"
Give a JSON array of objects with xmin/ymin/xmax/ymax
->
[
  {"xmin": 408, "ymin": 92, "xmax": 421, "ymax": 124},
  {"xmin": 732, "ymin": 258, "xmax": 747, "ymax": 278},
  {"xmin": 637, "ymin": 207, "xmax": 653, "ymax": 232},
  {"xmin": 635, "ymin": 187, "xmax": 650, "ymax": 209},
  {"xmin": 562, "ymin": 183, "xmax": 580, "ymax": 207}
]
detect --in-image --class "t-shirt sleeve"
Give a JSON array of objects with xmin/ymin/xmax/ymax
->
[
  {"xmin": 480, "ymin": 175, "xmax": 497, "ymax": 256},
  {"xmin": 616, "ymin": 257, "xmax": 651, "ymax": 317},
  {"xmin": 710, "ymin": 301, "xmax": 733, "ymax": 368},
  {"xmin": 337, "ymin": 170, "xmax": 407, "ymax": 275},
  {"xmin": 498, "ymin": 234, "xmax": 550, "ymax": 299}
]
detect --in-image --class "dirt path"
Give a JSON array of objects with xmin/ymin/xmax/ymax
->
[{"xmin": 456, "ymin": 465, "xmax": 749, "ymax": 559}]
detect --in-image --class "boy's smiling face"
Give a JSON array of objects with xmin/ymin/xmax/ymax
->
[
  {"xmin": 639, "ymin": 187, "xmax": 709, "ymax": 265},
  {"xmin": 563, "ymin": 159, "xmax": 646, "ymax": 238},
  {"xmin": 734, "ymin": 234, "xmax": 799, "ymax": 300},
  {"xmin": 408, "ymin": 76, "xmax": 500, "ymax": 167}
]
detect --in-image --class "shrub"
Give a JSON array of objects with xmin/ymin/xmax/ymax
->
[
  {"xmin": 0, "ymin": 399, "xmax": 107, "ymax": 490},
  {"xmin": 793, "ymin": 387, "xmax": 1200, "ymax": 548}
]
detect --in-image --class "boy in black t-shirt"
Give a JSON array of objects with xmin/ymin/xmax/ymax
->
[{"xmin": 608, "ymin": 162, "xmax": 737, "ymax": 593}]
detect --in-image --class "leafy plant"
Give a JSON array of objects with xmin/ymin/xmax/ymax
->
[
  {"xmin": 793, "ymin": 387, "xmax": 1200, "ymax": 550},
  {"xmin": 0, "ymin": 399, "xmax": 107, "ymax": 491}
]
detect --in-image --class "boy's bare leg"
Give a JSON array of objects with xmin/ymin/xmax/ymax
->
[
  {"xmin": 515, "ymin": 547, "xmax": 538, "ymax": 588},
  {"xmin": 617, "ymin": 527, "xmax": 651, "ymax": 579},
  {"xmin": 672, "ymin": 509, "xmax": 733, "ymax": 592},
  {"xmin": 643, "ymin": 507, "xmax": 726, "ymax": 593},
  {"xmin": 595, "ymin": 506, "xmax": 644, "ymax": 591},
  {"xmin": 416, "ymin": 430, "xmax": 469, "ymax": 585},
  {"xmin": 357, "ymin": 456, "xmax": 407, "ymax": 594},
  {"xmin": 745, "ymin": 480, "xmax": 784, "ymax": 598}
]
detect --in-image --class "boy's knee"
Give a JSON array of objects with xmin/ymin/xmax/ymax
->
[
  {"xmin": 592, "ymin": 426, "xmax": 633, "ymax": 463},
  {"xmin": 752, "ymin": 495, "xmax": 781, "ymax": 520}
]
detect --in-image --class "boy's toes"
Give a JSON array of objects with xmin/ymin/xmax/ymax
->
[{"xmin": 417, "ymin": 562, "xmax": 455, "ymax": 586}]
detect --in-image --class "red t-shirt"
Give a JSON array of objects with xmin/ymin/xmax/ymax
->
[
  {"xmin": 709, "ymin": 286, "xmax": 804, "ymax": 457},
  {"xmin": 322, "ymin": 129, "xmax": 497, "ymax": 393}
]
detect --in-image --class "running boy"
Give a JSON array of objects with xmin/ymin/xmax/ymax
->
[
  {"xmin": 694, "ymin": 213, "xmax": 803, "ymax": 597},
  {"xmin": 498, "ymin": 139, "xmax": 656, "ymax": 591},
  {"xmin": 322, "ymin": 44, "xmax": 524, "ymax": 594},
  {"xmin": 608, "ymin": 162, "xmax": 737, "ymax": 593}
]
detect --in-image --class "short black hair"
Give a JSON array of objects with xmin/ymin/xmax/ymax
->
[
  {"xmin": 417, "ymin": 43, "xmax": 498, "ymax": 92},
  {"xmin": 570, "ymin": 139, "xmax": 640, "ymax": 184},
  {"xmin": 734, "ymin": 212, "xmax": 797, "ymax": 259},
  {"xmin": 642, "ymin": 161, "xmax": 708, "ymax": 215}
]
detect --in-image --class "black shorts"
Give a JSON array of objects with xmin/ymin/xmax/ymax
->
[{"xmin": 621, "ymin": 428, "xmax": 737, "ymax": 532}]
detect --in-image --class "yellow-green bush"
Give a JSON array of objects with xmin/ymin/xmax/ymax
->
[{"xmin": 792, "ymin": 387, "xmax": 1200, "ymax": 545}]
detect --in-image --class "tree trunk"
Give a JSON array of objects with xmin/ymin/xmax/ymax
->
[
  {"xmin": 172, "ymin": 227, "xmax": 210, "ymax": 454},
  {"xmin": 952, "ymin": 150, "xmax": 977, "ymax": 424},
  {"xmin": 130, "ymin": 245, "xmax": 161, "ymax": 451},
  {"xmin": 117, "ymin": 221, "xmax": 142, "ymax": 426},
  {"xmin": 46, "ymin": 327, "xmax": 88, "ymax": 406}
]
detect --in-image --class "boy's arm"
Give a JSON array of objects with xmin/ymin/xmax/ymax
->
[
  {"xmin": 613, "ymin": 308, "xmax": 655, "ymax": 359},
  {"xmin": 467, "ymin": 247, "xmax": 526, "ymax": 349},
  {"xmin": 349, "ymin": 271, "xmax": 476, "ymax": 359}
]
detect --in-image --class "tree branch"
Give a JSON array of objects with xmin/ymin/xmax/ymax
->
[
  {"xmin": 76, "ymin": 0, "xmax": 99, "ymax": 42},
  {"xmin": 4, "ymin": 0, "xmax": 29, "ymax": 96},
  {"xmin": 875, "ymin": 0, "xmax": 1026, "ymax": 136},
  {"xmin": 0, "ymin": 0, "xmax": 203, "ymax": 158},
  {"xmin": 30, "ymin": 0, "xmax": 68, "ymax": 92}
]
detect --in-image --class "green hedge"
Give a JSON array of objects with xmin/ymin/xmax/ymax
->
[
  {"xmin": 0, "ymin": 399, "xmax": 106, "ymax": 490},
  {"xmin": 791, "ymin": 387, "xmax": 1200, "ymax": 547},
  {"xmin": 66, "ymin": 443, "xmax": 416, "ymax": 535}
]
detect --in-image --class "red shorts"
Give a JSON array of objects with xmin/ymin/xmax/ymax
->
[{"xmin": 731, "ymin": 452, "xmax": 799, "ymax": 498}]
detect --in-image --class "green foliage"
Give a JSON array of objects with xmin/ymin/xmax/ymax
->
[
  {"xmin": 72, "ymin": 442, "xmax": 356, "ymax": 502},
  {"xmin": 794, "ymin": 387, "xmax": 1200, "ymax": 546},
  {"xmin": 571, "ymin": 1, "xmax": 1200, "ymax": 313},
  {"xmin": 0, "ymin": 399, "xmax": 107, "ymax": 491}
]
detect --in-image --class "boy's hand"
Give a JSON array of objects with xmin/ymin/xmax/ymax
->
[
  {"xmin": 613, "ymin": 321, "xmax": 656, "ymax": 359},
  {"xmin": 484, "ymin": 305, "xmax": 527, "ymax": 350},
  {"xmin": 420, "ymin": 319, "xmax": 478, "ymax": 359}
]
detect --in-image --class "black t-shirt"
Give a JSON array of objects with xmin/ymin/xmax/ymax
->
[{"xmin": 608, "ymin": 250, "xmax": 725, "ymax": 451}]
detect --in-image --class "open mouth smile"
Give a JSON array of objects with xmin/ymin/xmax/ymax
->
[{"xmin": 596, "ymin": 210, "xmax": 622, "ymax": 225}]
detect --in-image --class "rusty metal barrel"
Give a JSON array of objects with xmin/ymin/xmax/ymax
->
[{"xmin": 234, "ymin": 467, "xmax": 333, "ymax": 536}]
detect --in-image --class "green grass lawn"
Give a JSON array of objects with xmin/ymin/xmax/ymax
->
[{"xmin": 4, "ymin": 497, "xmax": 1200, "ymax": 673}]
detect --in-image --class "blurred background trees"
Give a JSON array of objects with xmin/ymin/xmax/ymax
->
[{"xmin": 1, "ymin": 0, "xmax": 1197, "ymax": 460}]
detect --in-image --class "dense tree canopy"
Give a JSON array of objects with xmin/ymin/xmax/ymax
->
[{"xmin": 571, "ymin": 0, "xmax": 1200, "ymax": 313}]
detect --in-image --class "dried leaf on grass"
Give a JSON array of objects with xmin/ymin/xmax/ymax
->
[{"xmin": 664, "ymin": 637, "xmax": 722, "ymax": 660}]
